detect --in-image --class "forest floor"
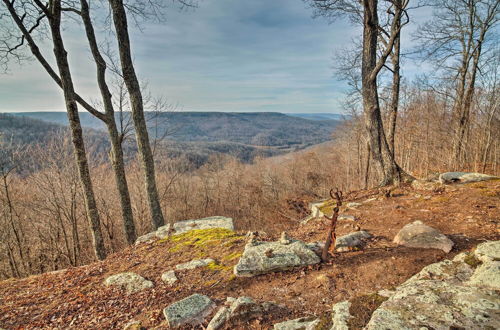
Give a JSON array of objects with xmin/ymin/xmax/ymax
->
[{"xmin": 0, "ymin": 180, "xmax": 499, "ymax": 329}]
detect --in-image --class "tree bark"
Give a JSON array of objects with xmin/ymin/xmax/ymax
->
[
  {"xmin": 361, "ymin": 0, "xmax": 410, "ymax": 186},
  {"xmin": 387, "ymin": 20, "xmax": 401, "ymax": 158},
  {"xmin": 80, "ymin": 0, "xmax": 137, "ymax": 244},
  {"xmin": 45, "ymin": 0, "xmax": 106, "ymax": 260},
  {"xmin": 109, "ymin": 0, "xmax": 165, "ymax": 229}
]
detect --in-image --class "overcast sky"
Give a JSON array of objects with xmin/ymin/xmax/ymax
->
[{"xmin": 0, "ymin": 0, "xmax": 430, "ymax": 113}]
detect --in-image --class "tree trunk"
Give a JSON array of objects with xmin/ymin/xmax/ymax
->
[
  {"xmin": 47, "ymin": 0, "xmax": 106, "ymax": 260},
  {"xmin": 80, "ymin": 0, "xmax": 137, "ymax": 244},
  {"xmin": 109, "ymin": 0, "xmax": 165, "ymax": 229},
  {"xmin": 361, "ymin": 0, "xmax": 410, "ymax": 186},
  {"xmin": 387, "ymin": 24, "xmax": 401, "ymax": 158}
]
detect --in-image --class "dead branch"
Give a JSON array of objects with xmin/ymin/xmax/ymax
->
[{"xmin": 321, "ymin": 188, "xmax": 343, "ymax": 262}]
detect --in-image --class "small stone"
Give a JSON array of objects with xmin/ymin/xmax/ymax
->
[
  {"xmin": 279, "ymin": 231, "xmax": 291, "ymax": 245},
  {"xmin": 335, "ymin": 230, "xmax": 371, "ymax": 252},
  {"xmin": 338, "ymin": 214, "xmax": 357, "ymax": 221},
  {"xmin": 207, "ymin": 306, "xmax": 230, "ymax": 330},
  {"xmin": 104, "ymin": 272, "xmax": 153, "ymax": 294},
  {"xmin": 161, "ymin": 270, "xmax": 178, "ymax": 285},
  {"xmin": 163, "ymin": 294, "xmax": 215, "ymax": 328},
  {"xmin": 175, "ymin": 258, "xmax": 215, "ymax": 270},
  {"xmin": 273, "ymin": 317, "xmax": 320, "ymax": 330},
  {"xmin": 346, "ymin": 202, "xmax": 362, "ymax": 209},
  {"xmin": 331, "ymin": 300, "xmax": 352, "ymax": 330}
]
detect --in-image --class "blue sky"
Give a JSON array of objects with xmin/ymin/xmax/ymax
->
[{"xmin": 0, "ymin": 0, "xmax": 430, "ymax": 113}]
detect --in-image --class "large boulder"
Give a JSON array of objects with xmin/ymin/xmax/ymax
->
[
  {"xmin": 104, "ymin": 272, "xmax": 153, "ymax": 294},
  {"xmin": 135, "ymin": 216, "xmax": 234, "ymax": 244},
  {"xmin": 173, "ymin": 216, "xmax": 234, "ymax": 234},
  {"xmin": 366, "ymin": 240, "xmax": 500, "ymax": 329},
  {"xmin": 439, "ymin": 171, "xmax": 498, "ymax": 184},
  {"xmin": 163, "ymin": 294, "xmax": 216, "ymax": 328},
  {"xmin": 394, "ymin": 220, "xmax": 454, "ymax": 253},
  {"xmin": 234, "ymin": 237, "xmax": 321, "ymax": 277}
]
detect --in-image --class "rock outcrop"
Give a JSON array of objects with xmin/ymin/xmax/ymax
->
[
  {"xmin": 393, "ymin": 220, "xmax": 454, "ymax": 253},
  {"xmin": 163, "ymin": 294, "xmax": 215, "ymax": 328},
  {"xmin": 234, "ymin": 236, "xmax": 321, "ymax": 277},
  {"xmin": 135, "ymin": 216, "xmax": 234, "ymax": 244},
  {"xmin": 273, "ymin": 317, "xmax": 320, "ymax": 330},
  {"xmin": 175, "ymin": 258, "xmax": 215, "ymax": 270},
  {"xmin": 439, "ymin": 171, "xmax": 498, "ymax": 184},
  {"xmin": 365, "ymin": 240, "xmax": 500, "ymax": 329},
  {"xmin": 104, "ymin": 272, "xmax": 153, "ymax": 294}
]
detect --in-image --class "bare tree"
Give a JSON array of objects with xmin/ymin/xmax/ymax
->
[{"xmin": 416, "ymin": 0, "xmax": 500, "ymax": 168}]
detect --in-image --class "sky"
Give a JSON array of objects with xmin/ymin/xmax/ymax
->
[{"xmin": 0, "ymin": 0, "xmax": 431, "ymax": 113}]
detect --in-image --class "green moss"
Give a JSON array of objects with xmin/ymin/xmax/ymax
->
[
  {"xmin": 161, "ymin": 228, "xmax": 242, "ymax": 252},
  {"xmin": 222, "ymin": 252, "xmax": 242, "ymax": 261},
  {"xmin": 206, "ymin": 261, "xmax": 233, "ymax": 272},
  {"xmin": 318, "ymin": 200, "xmax": 338, "ymax": 216},
  {"xmin": 463, "ymin": 253, "xmax": 482, "ymax": 268}
]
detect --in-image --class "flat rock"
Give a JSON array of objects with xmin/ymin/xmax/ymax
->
[
  {"xmin": 411, "ymin": 179, "xmax": 442, "ymax": 191},
  {"xmin": 234, "ymin": 238, "xmax": 321, "ymax": 277},
  {"xmin": 338, "ymin": 214, "xmax": 357, "ymax": 221},
  {"xmin": 164, "ymin": 294, "xmax": 215, "ymax": 328},
  {"xmin": 161, "ymin": 270, "xmax": 178, "ymax": 285},
  {"xmin": 335, "ymin": 230, "xmax": 371, "ymax": 252},
  {"xmin": 473, "ymin": 240, "xmax": 500, "ymax": 263},
  {"xmin": 439, "ymin": 171, "xmax": 498, "ymax": 184},
  {"xmin": 331, "ymin": 300, "xmax": 352, "ymax": 330},
  {"xmin": 104, "ymin": 272, "xmax": 153, "ymax": 294},
  {"xmin": 346, "ymin": 202, "xmax": 362, "ymax": 209},
  {"xmin": 175, "ymin": 258, "xmax": 215, "ymax": 270},
  {"xmin": 366, "ymin": 240, "xmax": 500, "ymax": 329},
  {"xmin": 174, "ymin": 216, "xmax": 234, "ymax": 234},
  {"xmin": 273, "ymin": 317, "xmax": 320, "ymax": 330},
  {"xmin": 394, "ymin": 221, "xmax": 454, "ymax": 253}
]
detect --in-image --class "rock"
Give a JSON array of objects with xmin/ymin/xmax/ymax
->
[
  {"xmin": 335, "ymin": 230, "xmax": 371, "ymax": 252},
  {"xmin": 473, "ymin": 240, "xmax": 500, "ymax": 263},
  {"xmin": 173, "ymin": 216, "xmax": 234, "ymax": 235},
  {"xmin": 207, "ymin": 296, "xmax": 282, "ymax": 330},
  {"xmin": 279, "ymin": 232, "xmax": 291, "ymax": 245},
  {"xmin": 104, "ymin": 272, "xmax": 153, "ymax": 294},
  {"xmin": 175, "ymin": 258, "xmax": 215, "ymax": 270},
  {"xmin": 338, "ymin": 214, "xmax": 357, "ymax": 221},
  {"xmin": 123, "ymin": 321, "xmax": 142, "ymax": 330},
  {"xmin": 155, "ymin": 224, "xmax": 172, "ymax": 239},
  {"xmin": 467, "ymin": 261, "xmax": 500, "ymax": 289},
  {"xmin": 163, "ymin": 294, "xmax": 216, "ymax": 328},
  {"xmin": 365, "ymin": 280, "xmax": 500, "ymax": 329},
  {"xmin": 346, "ymin": 202, "xmax": 362, "ymax": 209},
  {"xmin": 366, "ymin": 240, "xmax": 500, "ymax": 329},
  {"xmin": 135, "ymin": 216, "xmax": 233, "ymax": 244},
  {"xmin": 161, "ymin": 270, "xmax": 178, "ymax": 285},
  {"xmin": 393, "ymin": 220, "xmax": 454, "ymax": 253},
  {"xmin": 134, "ymin": 232, "xmax": 157, "ymax": 245},
  {"xmin": 273, "ymin": 317, "xmax": 320, "ymax": 330},
  {"xmin": 331, "ymin": 300, "xmax": 352, "ymax": 330},
  {"xmin": 377, "ymin": 289, "xmax": 396, "ymax": 298},
  {"xmin": 439, "ymin": 171, "xmax": 498, "ymax": 184},
  {"xmin": 234, "ymin": 237, "xmax": 321, "ymax": 277}
]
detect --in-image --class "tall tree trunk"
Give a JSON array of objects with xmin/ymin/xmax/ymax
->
[
  {"xmin": 361, "ymin": 0, "xmax": 410, "ymax": 186},
  {"xmin": 109, "ymin": 0, "xmax": 165, "ymax": 229},
  {"xmin": 80, "ymin": 0, "xmax": 137, "ymax": 245},
  {"xmin": 387, "ymin": 25, "xmax": 401, "ymax": 158},
  {"xmin": 46, "ymin": 0, "xmax": 106, "ymax": 260}
]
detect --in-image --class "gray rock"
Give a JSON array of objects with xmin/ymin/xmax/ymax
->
[
  {"xmin": 155, "ymin": 224, "xmax": 172, "ymax": 239},
  {"xmin": 394, "ymin": 221, "xmax": 454, "ymax": 253},
  {"xmin": 467, "ymin": 261, "xmax": 500, "ymax": 289},
  {"xmin": 207, "ymin": 306, "xmax": 230, "ymax": 330},
  {"xmin": 473, "ymin": 240, "xmax": 500, "ymax": 263},
  {"xmin": 439, "ymin": 171, "xmax": 498, "ymax": 184},
  {"xmin": 365, "ymin": 280, "xmax": 500, "ymax": 330},
  {"xmin": 338, "ymin": 214, "xmax": 357, "ymax": 221},
  {"xmin": 346, "ymin": 202, "xmax": 362, "ymax": 209},
  {"xmin": 335, "ymin": 230, "xmax": 371, "ymax": 252},
  {"xmin": 234, "ymin": 238, "xmax": 321, "ymax": 277},
  {"xmin": 273, "ymin": 317, "xmax": 320, "ymax": 330},
  {"xmin": 173, "ymin": 216, "xmax": 234, "ymax": 234},
  {"xmin": 378, "ymin": 289, "xmax": 396, "ymax": 298},
  {"xmin": 104, "ymin": 272, "xmax": 153, "ymax": 294},
  {"xmin": 163, "ymin": 294, "xmax": 216, "ymax": 328},
  {"xmin": 331, "ymin": 300, "xmax": 352, "ymax": 330},
  {"xmin": 411, "ymin": 179, "xmax": 442, "ymax": 191},
  {"xmin": 366, "ymin": 240, "xmax": 500, "ymax": 329},
  {"xmin": 161, "ymin": 270, "xmax": 178, "ymax": 285},
  {"xmin": 175, "ymin": 258, "xmax": 215, "ymax": 270},
  {"xmin": 134, "ymin": 232, "xmax": 157, "ymax": 245}
]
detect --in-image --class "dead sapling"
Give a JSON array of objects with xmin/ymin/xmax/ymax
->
[{"xmin": 321, "ymin": 188, "xmax": 343, "ymax": 262}]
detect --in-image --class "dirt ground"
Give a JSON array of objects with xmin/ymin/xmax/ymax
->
[{"xmin": 0, "ymin": 180, "xmax": 499, "ymax": 329}]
